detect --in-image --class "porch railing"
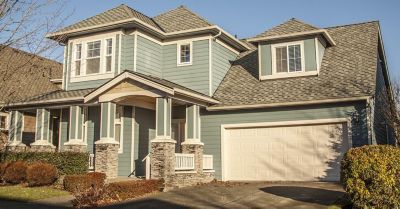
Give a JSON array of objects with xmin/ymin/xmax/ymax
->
[
  {"xmin": 142, "ymin": 154, "xmax": 151, "ymax": 180},
  {"xmin": 88, "ymin": 154, "xmax": 95, "ymax": 171},
  {"xmin": 175, "ymin": 153, "xmax": 195, "ymax": 170},
  {"xmin": 203, "ymin": 155, "xmax": 213, "ymax": 170}
]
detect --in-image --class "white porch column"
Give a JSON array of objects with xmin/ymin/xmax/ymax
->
[
  {"xmin": 63, "ymin": 106, "xmax": 86, "ymax": 152},
  {"xmin": 6, "ymin": 110, "xmax": 26, "ymax": 150},
  {"xmin": 150, "ymin": 97, "xmax": 176, "ymax": 180},
  {"xmin": 31, "ymin": 108, "xmax": 55, "ymax": 151},
  {"xmin": 95, "ymin": 102, "xmax": 119, "ymax": 178},
  {"xmin": 182, "ymin": 104, "xmax": 203, "ymax": 145}
]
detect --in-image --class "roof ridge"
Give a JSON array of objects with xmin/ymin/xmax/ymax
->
[
  {"xmin": 289, "ymin": 18, "xmax": 320, "ymax": 29},
  {"xmin": 0, "ymin": 45, "xmax": 62, "ymax": 65},
  {"xmin": 154, "ymin": 5, "xmax": 213, "ymax": 26},
  {"xmin": 121, "ymin": 4, "xmax": 164, "ymax": 31},
  {"xmin": 324, "ymin": 20, "xmax": 379, "ymax": 29}
]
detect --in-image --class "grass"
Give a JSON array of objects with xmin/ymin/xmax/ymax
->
[
  {"xmin": 328, "ymin": 194, "xmax": 352, "ymax": 209},
  {"xmin": 0, "ymin": 185, "xmax": 70, "ymax": 201}
]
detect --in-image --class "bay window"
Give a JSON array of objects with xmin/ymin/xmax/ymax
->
[
  {"xmin": 105, "ymin": 39, "xmax": 113, "ymax": 72},
  {"xmin": 75, "ymin": 44, "xmax": 82, "ymax": 76}
]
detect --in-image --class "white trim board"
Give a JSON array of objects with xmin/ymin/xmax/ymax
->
[{"xmin": 220, "ymin": 118, "xmax": 351, "ymax": 181}]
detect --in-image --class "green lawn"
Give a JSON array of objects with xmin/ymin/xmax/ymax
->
[{"xmin": 0, "ymin": 185, "xmax": 70, "ymax": 201}]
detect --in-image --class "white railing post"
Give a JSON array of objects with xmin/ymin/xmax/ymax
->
[
  {"xmin": 142, "ymin": 154, "xmax": 151, "ymax": 180},
  {"xmin": 203, "ymin": 155, "xmax": 213, "ymax": 170},
  {"xmin": 88, "ymin": 154, "xmax": 95, "ymax": 171},
  {"xmin": 175, "ymin": 153, "xmax": 195, "ymax": 171}
]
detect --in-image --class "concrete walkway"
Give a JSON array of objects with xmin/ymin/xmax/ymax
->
[{"xmin": 0, "ymin": 182, "xmax": 344, "ymax": 209}]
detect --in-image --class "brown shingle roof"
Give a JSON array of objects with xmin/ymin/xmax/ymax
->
[
  {"xmin": 153, "ymin": 6, "xmax": 213, "ymax": 33},
  {"xmin": 55, "ymin": 4, "xmax": 162, "ymax": 33},
  {"xmin": 251, "ymin": 18, "xmax": 320, "ymax": 39},
  {"xmin": 0, "ymin": 46, "xmax": 62, "ymax": 104},
  {"xmin": 212, "ymin": 21, "xmax": 380, "ymax": 107}
]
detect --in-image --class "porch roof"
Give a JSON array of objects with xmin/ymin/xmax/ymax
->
[{"xmin": 84, "ymin": 71, "xmax": 220, "ymax": 106}]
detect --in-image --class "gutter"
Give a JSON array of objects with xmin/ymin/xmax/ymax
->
[{"xmin": 207, "ymin": 96, "xmax": 371, "ymax": 111}]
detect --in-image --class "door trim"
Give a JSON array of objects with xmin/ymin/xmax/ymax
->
[{"xmin": 220, "ymin": 118, "xmax": 352, "ymax": 181}]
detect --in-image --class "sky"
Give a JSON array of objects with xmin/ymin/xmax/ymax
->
[{"xmin": 54, "ymin": 0, "xmax": 399, "ymax": 78}]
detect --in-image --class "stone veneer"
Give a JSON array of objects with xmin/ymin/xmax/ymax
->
[
  {"xmin": 181, "ymin": 144, "xmax": 203, "ymax": 173},
  {"xmin": 63, "ymin": 144, "xmax": 87, "ymax": 153},
  {"xmin": 150, "ymin": 141, "xmax": 176, "ymax": 179},
  {"xmin": 6, "ymin": 144, "xmax": 27, "ymax": 152},
  {"xmin": 95, "ymin": 143, "xmax": 118, "ymax": 178},
  {"xmin": 30, "ymin": 145, "xmax": 56, "ymax": 152},
  {"xmin": 166, "ymin": 171, "xmax": 215, "ymax": 190}
]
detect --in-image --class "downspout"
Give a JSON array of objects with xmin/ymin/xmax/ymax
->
[{"xmin": 212, "ymin": 30, "xmax": 222, "ymax": 41}]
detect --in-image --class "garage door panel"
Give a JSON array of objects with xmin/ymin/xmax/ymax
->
[{"xmin": 225, "ymin": 123, "xmax": 348, "ymax": 181}]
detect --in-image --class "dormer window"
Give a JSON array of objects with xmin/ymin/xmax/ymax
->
[
  {"xmin": 86, "ymin": 41, "xmax": 101, "ymax": 74},
  {"xmin": 177, "ymin": 42, "xmax": 192, "ymax": 66},
  {"xmin": 272, "ymin": 41, "xmax": 305, "ymax": 74}
]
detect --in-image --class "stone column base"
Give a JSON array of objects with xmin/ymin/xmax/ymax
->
[
  {"xmin": 150, "ymin": 139, "xmax": 176, "ymax": 180},
  {"xmin": 95, "ymin": 142, "xmax": 118, "ymax": 178},
  {"xmin": 181, "ymin": 143, "xmax": 204, "ymax": 173},
  {"xmin": 6, "ymin": 141, "xmax": 27, "ymax": 152},
  {"xmin": 63, "ymin": 141, "xmax": 87, "ymax": 152},
  {"xmin": 30, "ymin": 140, "xmax": 56, "ymax": 152}
]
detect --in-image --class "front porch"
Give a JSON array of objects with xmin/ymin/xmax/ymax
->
[{"xmin": 6, "ymin": 71, "xmax": 218, "ymax": 187}]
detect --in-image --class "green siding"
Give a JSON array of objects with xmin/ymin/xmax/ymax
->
[
  {"xmin": 136, "ymin": 35, "xmax": 162, "ymax": 77},
  {"xmin": 163, "ymin": 40, "xmax": 210, "ymax": 95},
  {"xmin": 260, "ymin": 43, "xmax": 272, "ymax": 76},
  {"xmin": 134, "ymin": 107, "xmax": 155, "ymax": 176},
  {"xmin": 60, "ymin": 108, "xmax": 69, "ymax": 150},
  {"xmin": 304, "ymin": 39, "xmax": 317, "ymax": 71},
  {"xmin": 166, "ymin": 100, "xmax": 171, "ymax": 136},
  {"xmin": 66, "ymin": 43, "xmax": 73, "ymax": 90},
  {"xmin": 118, "ymin": 106, "xmax": 133, "ymax": 176},
  {"xmin": 212, "ymin": 41, "xmax": 237, "ymax": 94},
  {"xmin": 201, "ymin": 102, "xmax": 369, "ymax": 179},
  {"xmin": 121, "ymin": 34, "xmax": 135, "ymax": 71},
  {"xmin": 87, "ymin": 106, "xmax": 100, "ymax": 154},
  {"xmin": 62, "ymin": 45, "xmax": 69, "ymax": 90},
  {"xmin": 68, "ymin": 79, "xmax": 110, "ymax": 91},
  {"xmin": 109, "ymin": 103, "xmax": 115, "ymax": 138}
]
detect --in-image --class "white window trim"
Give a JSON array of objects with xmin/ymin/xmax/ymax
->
[
  {"xmin": 177, "ymin": 42, "xmax": 193, "ymax": 66},
  {"xmin": 70, "ymin": 34, "xmax": 117, "ymax": 83}
]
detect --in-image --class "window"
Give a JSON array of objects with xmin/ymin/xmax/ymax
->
[
  {"xmin": 0, "ymin": 115, "xmax": 7, "ymax": 130},
  {"xmin": 75, "ymin": 44, "xmax": 82, "ymax": 76},
  {"xmin": 105, "ymin": 39, "xmax": 112, "ymax": 72},
  {"xmin": 86, "ymin": 41, "xmax": 101, "ymax": 74},
  {"xmin": 178, "ymin": 43, "xmax": 192, "ymax": 65},
  {"xmin": 114, "ymin": 105, "xmax": 123, "ymax": 153},
  {"xmin": 273, "ymin": 42, "xmax": 304, "ymax": 73}
]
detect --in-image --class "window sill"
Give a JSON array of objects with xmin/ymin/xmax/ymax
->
[
  {"xmin": 260, "ymin": 71, "xmax": 318, "ymax": 80},
  {"xmin": 70, "ymin": 73, "xmax": 114, "ymax": 83},
  {"xmin": 177, "ymin": 62, "xmax": 192, "ymax": 67}
]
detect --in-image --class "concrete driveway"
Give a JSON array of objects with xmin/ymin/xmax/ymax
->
[
  {"xmin": 103, "ymin": 181, "xmax": 345, "ymax": 209},
  {"xmin": 0, "ymin": 182, "xmax": 344, "ymax": 209}
]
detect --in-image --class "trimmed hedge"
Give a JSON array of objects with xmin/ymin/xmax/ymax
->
[
  {"xmin": 0, "ymin": 151, "xmax": 89, "ymax": 175},
  {"xmin": 106, "ymin": 180, "xmax": 163, "ymax": 200},
  {"xmin": 341, "ymin": 145, "xmax": 400, "ymax": 208},
  {"xmin": 64, "ymin": 172, "xmax": 106, "ymax": 193},
  {"xmin": 3, "ymin": 161, "xmax": 28, "ymax": 184},
  {"xmin": 27, "ymin": 162, "xmax": 58, "ymax": 187}
]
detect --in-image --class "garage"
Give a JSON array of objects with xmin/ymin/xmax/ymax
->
[{"xmin": 222, "ymin": 120, "xmax": 350, "ymax": 181}]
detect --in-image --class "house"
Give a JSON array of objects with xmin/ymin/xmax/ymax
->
[
  {"xmin": 0, "ymin": 46, "xmax": 62, "ymax": 149},
  {"xmin": 4, "ymin": 4, "xmax": 395, "ymax": 185}
]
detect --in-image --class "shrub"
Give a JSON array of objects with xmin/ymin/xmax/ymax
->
[
  {"xmin": 26, "ymin": 162, "xmax": 58, "ymax": 187},
  {"xmin": 341, "ymin": 145, "xmax": 400, "ymax": 208},
  {"xmin": 0, "ymin": 162, "xmax": 10, "ymax": 182},
  {"xmin": 106, "ymin": 179, "xmax": 163, "ymax": 200},
  {"xmin": 72, "ymin": 186, "xmax": 107, "ymax": 208},
  {"xmin": 0, "ymin": 151, "xmax": 89, "ymax": 175},
  {"xmin": 3, "ymin": 161, "xmax": 28, "ymax": 184},
  {"xmin": 64, "ymin": 172, "xmax": 106, "ymax": 193}
]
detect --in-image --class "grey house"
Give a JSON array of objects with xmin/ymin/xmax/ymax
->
[{"xmin": 5, "ymin": 5, "xmax": 395, "ymax": 184}]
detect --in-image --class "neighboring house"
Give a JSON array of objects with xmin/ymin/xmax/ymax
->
[
  {"xmin": 0, "ymin": 46, "xmax": 62, "ymax": 149},
  {"xmin": 4, "ymin": 4, "xmax": 395, "ymax": 184}
]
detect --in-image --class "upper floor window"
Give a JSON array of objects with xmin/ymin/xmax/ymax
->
[
  {"xmin": 105, "ymin": 39, "xmax": 113, "ymax": 72},
  {"xmin": 75, "ymin": 44, "xmax": 82, "ymax": 76},
  {"xmin": 177, "ymin": 42, "xmax": 192, "ymax": 66},
  {"xmin": 86, "ymin": 41, "xmax": 101, "ymax": 74},
  {"xmin": 272, "ymin": 41, "xmax": 305, "ymax": 74}
]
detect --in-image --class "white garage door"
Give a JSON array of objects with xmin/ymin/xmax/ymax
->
[{"xmin": 224, "ymin": 122, "xmax": 349, "ymax": 181}]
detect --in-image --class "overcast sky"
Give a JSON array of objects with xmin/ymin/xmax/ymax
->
[{"xmin": 52, "ymin": 0, "xmax": 400, "ymax": 78}]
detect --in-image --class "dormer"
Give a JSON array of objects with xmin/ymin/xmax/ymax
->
[{"xmin": 247, "ymin": 18, "xmax": 335, "ymax": 80}]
